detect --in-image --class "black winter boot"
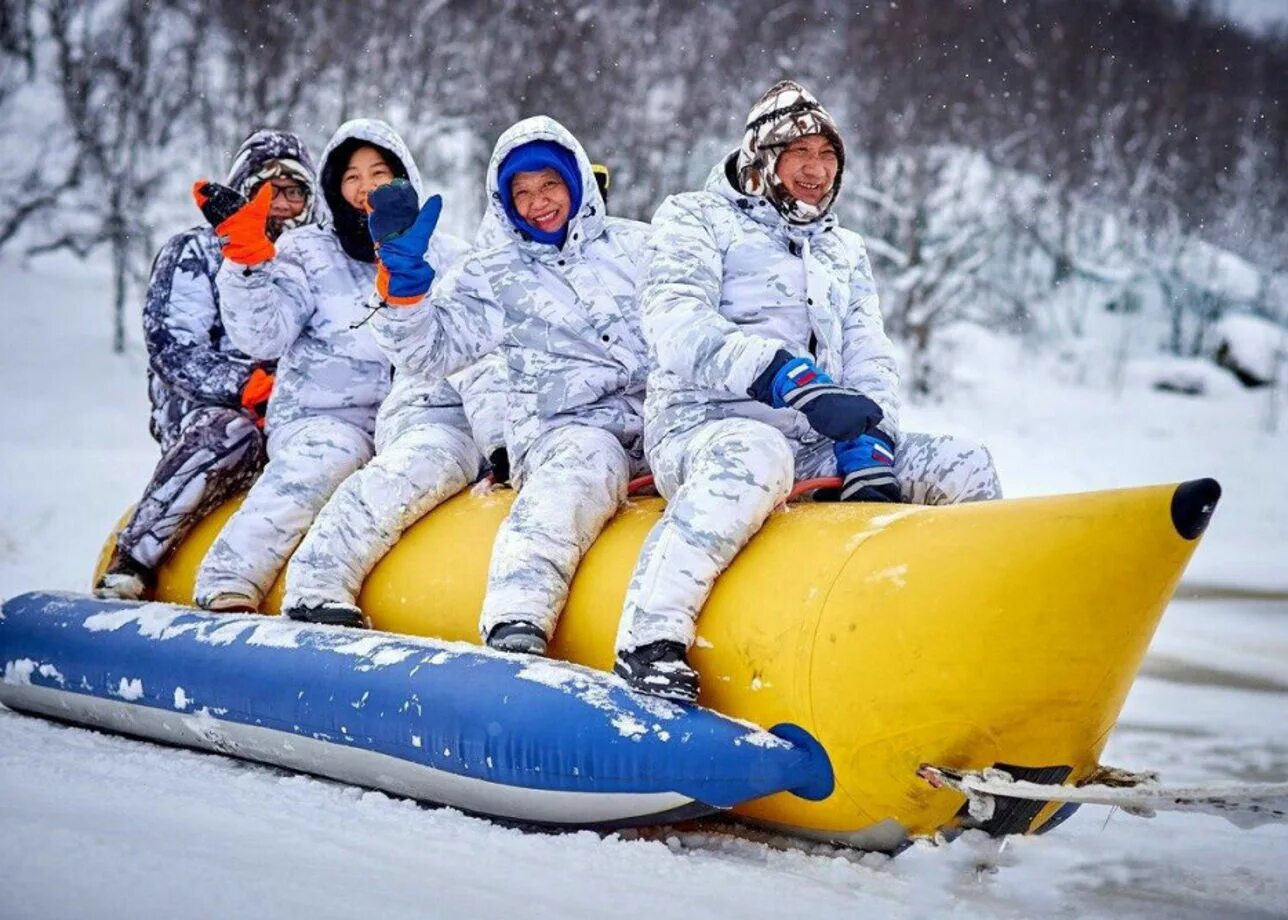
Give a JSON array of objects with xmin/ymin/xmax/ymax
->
[
  {"xmin": 285, "ymin": 601, "xmax": 368, "ymax": 629},
  {"xmin": 485, "ymin": 620, "xmax": 548, "ymax": 655},
  {"xmin": 614, "ymin": 641, "xmax": 699, "ymax": 703}
]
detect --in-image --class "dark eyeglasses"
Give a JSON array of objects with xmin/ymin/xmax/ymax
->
[{"xmin": 269, "ymin": 185, "xmax": 309, "ymax": 203}]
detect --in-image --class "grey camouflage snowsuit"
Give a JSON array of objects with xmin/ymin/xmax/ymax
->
[
  {"xmin": 370, "ymin": 116, "xmax": 649, "ymax": 641},
  {"xmin": 195, "ymin": 119, "xmax": 478, "ymax": 608},
  {"xmin": 615, "ymin": 154, "xmax": 1002, "ymax": 654},
  {"xmin": 106, "ymin": 131, "xmax": 316, "ymax": 579},
  {"xmin": 282, "ymin": 316, "xmax": 504, "ymax": 610}
]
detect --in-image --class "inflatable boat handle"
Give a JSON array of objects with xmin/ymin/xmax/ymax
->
[
  {"xmin": 627, "ymin": 475, "xmax": 656, "ymax": 496},
  {"xmin": 628, "ymin": 476, "xmax": 845, "ymax": 501},
  {"xmin": 788, "ymin": 477, "xmax": 843, "ymax": 501}
]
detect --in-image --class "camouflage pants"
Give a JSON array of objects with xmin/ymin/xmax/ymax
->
[
  {"xmin": 479, "ymin": 423, "xmax": 642, "ymax": 641},
  {"xmin": 115, "ymin": 407, "xmax": 266, "ymax": 570},
  {"xmin": 194, "ymin": 415, "xmax": 374, "ymax": 606},
  {"xmin": 284, "ymin": 423, "xmax": 479, "ymax": 609},
  {"xmin": 616, "ymin": 418, "xmax": 1002, "ymax": 652}
]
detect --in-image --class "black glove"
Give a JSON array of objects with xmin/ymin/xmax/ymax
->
[
  {"xmin": 748, "ymin": 349, "xmax": 883, "ymax": 442},
  {"xmin": 487, "ymin": 446, "xmax": 511, "ymax": 485},
  {"xmin": 192, "ymin": 181, "xmax": 248, "ymax": 228}
]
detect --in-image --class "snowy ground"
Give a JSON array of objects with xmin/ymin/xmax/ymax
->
[{"xmin": 1, "ymin": 252, "xmax": 1286, "ymax": 918}]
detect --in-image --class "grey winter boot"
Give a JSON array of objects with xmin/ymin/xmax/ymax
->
[
  {"xmin": 485, "ymin": 621, "xmax": 548, "ymax": 655},
  {"xmin": 198, "ymin": 590, "xmax": 258, "ymax": 613},
  {"xmin": 284, "ymin": 601, "xmax": 369, "ymax": 629}
]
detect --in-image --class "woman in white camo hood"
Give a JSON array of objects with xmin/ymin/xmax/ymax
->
[{"xmin": 191, "ymin": 119, "xmax": 473, "ymax": 623}]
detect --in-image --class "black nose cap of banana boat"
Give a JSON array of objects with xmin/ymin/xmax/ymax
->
[{"xmin": 1171, "ymin": 478, "xmax": 1222, "ymax": 540}]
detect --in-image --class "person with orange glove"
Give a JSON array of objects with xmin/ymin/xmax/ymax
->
[
  {"xmin": 191, "ymin": 119, "xmax": 486, "ymax": 626},
  {"xmin": 95, "ymin": 130, "xmax": 316, "ymax": 601}
]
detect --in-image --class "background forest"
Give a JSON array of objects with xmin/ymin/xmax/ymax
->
[{"xmin": 1, "ymin": 0, "xmax": 1284, "ymax": 395}]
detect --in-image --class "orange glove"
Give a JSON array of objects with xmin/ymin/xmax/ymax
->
[
  {"xmin": 192, "ymin": 181, "xmax": 276, "ymax": 266},
  {"xmin": 241, "ymin": 368, "xmax": 274, "ymax": 428}
]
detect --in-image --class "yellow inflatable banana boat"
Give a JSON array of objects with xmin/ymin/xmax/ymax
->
[{"xmin": 95, "ymin": 478, "xmax": 1219, "ymax": 848}]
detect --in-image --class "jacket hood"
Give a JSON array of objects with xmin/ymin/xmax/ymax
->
[
  {"xmin": 316, "ymin": 118, "xmax": 422, "ymax": 262},
  {"xmin": 225, "ymin": 129, "xmax": 316, "ymax": 194},
  {"xmin": 704, "ymin": 150, "xmax": 837, "ymax": 239},
  {"xmin": 315, "ymin": 118, "xmax": 422, "ymax": 226},
  {"xmin": 225, "ymin": 129, "xmax": 318, "ymax": 228},
  {"xmin": 485, "ymin": 116, "xmax": 605, "ymax": 254}
]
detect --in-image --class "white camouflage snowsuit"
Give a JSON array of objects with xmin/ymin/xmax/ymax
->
[
  {"xmin": 282, "ymin": 343, "xmax": 505, "ymax": 611},
  {"xmin": 371, "ymin": 116, "xmax": 650, "ymax": 641},
  {"xmin": 614, "ymin": 154, "xmax": 1002, "ymax": 654},
  {"xmin": 110, "ymin": 132, "xmax": 316, "ymax": 576},
  {"xmin": 195, "ymin": 119, "xmax": 476, "ymax": 608}
]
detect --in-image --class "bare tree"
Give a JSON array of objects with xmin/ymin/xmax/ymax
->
[
  {"xmin": 42, "ymin": 0, "xmax": 206, "ymax": 352},
  {"xmin": 2, "ymin": 0, "xmax": 1284, "ymax": 363}
]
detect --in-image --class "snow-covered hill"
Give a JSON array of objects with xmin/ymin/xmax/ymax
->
[{"xmin": 1, "ymin": 253, "xmax": 1285, "ymax": 918}]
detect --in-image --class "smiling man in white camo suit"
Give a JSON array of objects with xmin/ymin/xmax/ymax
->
[{"xmin": 611, "ymin": 81, "xmax": 1003, "ymax": 702}]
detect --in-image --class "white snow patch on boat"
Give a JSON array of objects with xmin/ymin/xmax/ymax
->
[
  {"xmin": 867, "ymin": 564, "xmax": 909, "ymax": 588},
  {"xmin": 83, "ymin": 603, "xmax": 186, "ymax": 636},
  {"xmin": 37, "ymin": 663, "xmax": 65, "ymax": 686},
  {"xmin": 3, "ymin": 658, "xmax": 36, "ymax": 685},
  {"xmin": 200, "ymin": 620, "xmax": 255, "ymax": 646},
  {"xmin": 840, "ymin": 509, "xmax": 922, "ymax": 553},
  {"xmin": 611, "ymin": 715, "xmax": 647, "ymax": 739},
  {"xmin": 735, "ymin": 730, "xmax": 791, "ymax": 749},
  {"xmin": 516, "ymin": 660, "xmax": 687, "ymax": 732},
  {"xmin": 514, "ymin": 660, "xmax": 578, "ymax": 689},
  {"xmin": 333, "ymin": 636, "xmax": 417, "ymax": 668},
  {"xmin": 115, "ymin": 678, "xmax": 144, "ymax": 700},
  {"xmin": 173, "ymin": 687, "xmax": 189, "ymax": 710},
  {"xmin": 245, "ymin": 621, "xmax": 301, "ymax": 649}
]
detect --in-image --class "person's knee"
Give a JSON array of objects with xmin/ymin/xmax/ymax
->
[
  {"xmin": 270, "ymin": 418, "xmax": 373, "ymax": 494},
  {"xmin": 907, "ymin": 433, "xmax": 1002, "ymax": 503},
  {"xmin": 956, "ymin": 437, "xmax": 1002, "ymax": 501},
  {"xmin": 401, "ymin": 426, "xmax": 478, "ymax": 481},
  {"xmin": 692, "ymin": 418, "xmax": 794, "ymax": 502},
  {"xmin": 527, "ymin": 426, "xmax": 629, "ymax": 493}
]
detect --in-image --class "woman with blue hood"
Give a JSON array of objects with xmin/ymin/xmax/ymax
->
[
  {"xmin": 187, "ymin": 118, "xmax": 483, "ymax": 625},
  {"xmin": 95, "ymin": 129, "xmax": 316, "ymax": 601},
  {"xmin": 366, "ymin": 115, "xmax": 650, "ymax": 658}
]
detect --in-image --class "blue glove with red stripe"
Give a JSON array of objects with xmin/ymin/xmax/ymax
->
[
  {"xmin": 835, "ymin": 430, "xmax": 900, "ymax": 503},
  {"xmin": 366, "ymin": 179, "xmax": 441, "ymax": 306},
  {"xmin": 748, "ymin": 350, "xmax": 884, "ymax": 443}
]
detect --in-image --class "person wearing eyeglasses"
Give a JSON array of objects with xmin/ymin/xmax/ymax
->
[{"xmin": 95, "ymin": 130, "xmax": 316, "ymax": 601}]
